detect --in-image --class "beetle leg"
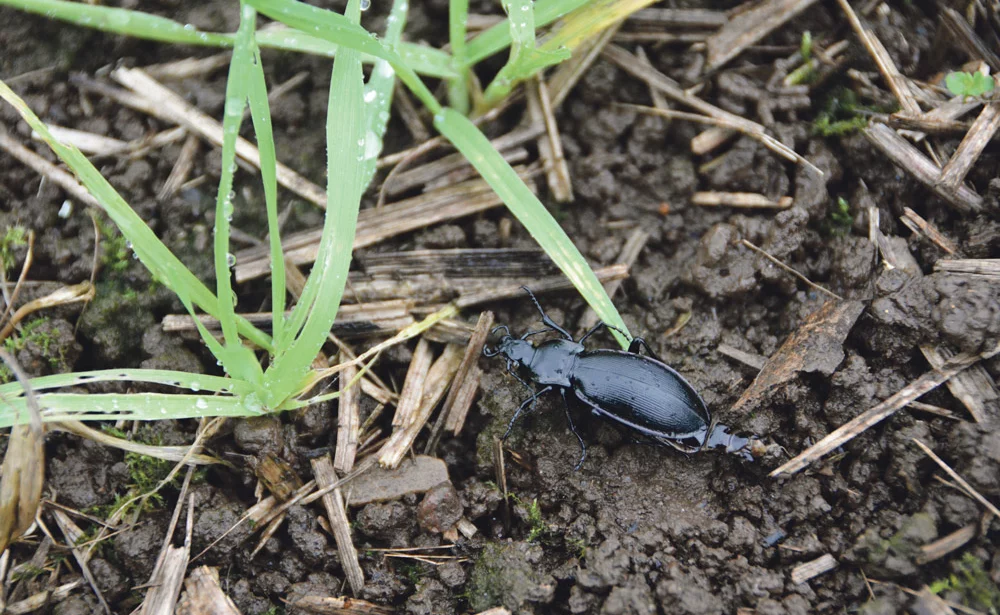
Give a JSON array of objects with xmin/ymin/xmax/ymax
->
[
  {"xmin": 578, "ymin": 321, "xmax": 632, "ymax": 345},
  {"xmin": 560, "ymin": 389, "xmax": 588, "ymax": 470},
  {"xmin": 627, "ymin": 337, "xmax": 664, "ymax": 362},
  {"xmin": 521, "ymin": 286, "xmax": 574, "ymax": 341},
  {"xmin": 502, "ymin": 385, "xmax": 553, "ymax": 440}
]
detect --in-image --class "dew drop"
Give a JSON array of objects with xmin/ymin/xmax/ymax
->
[
  {"xmin": 226, "ymin": 252, "xmax": 237, "ymax": 268},
  {"xmin": 364, "ymin": 89, "xmax": 377, "ymax": 103},
  {"xmin": 360, "ymin": 0, "xmax": 371, "ymax": 10}
]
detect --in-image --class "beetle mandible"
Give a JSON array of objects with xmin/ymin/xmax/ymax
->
[{"xmin": 484, "ymin": 287, "xmax": 757, "ymax": 469}]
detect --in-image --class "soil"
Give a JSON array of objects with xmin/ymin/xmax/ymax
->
[{"xmin": 1, "ymin": 1, "xmax": 999, "ymax": 614}]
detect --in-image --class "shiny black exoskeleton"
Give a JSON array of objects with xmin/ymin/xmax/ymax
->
[{"xmin": 485, "ymin": 288, "xmax": 756, "ymax": 469}]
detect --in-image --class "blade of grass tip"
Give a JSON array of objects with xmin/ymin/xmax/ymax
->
[
  {"xmin": 0, "ymin": 0, "xmax": 232, "ymax": 46},
  {"xmin": 434, "ymin": 108, "xmax": 630, "ymax": 348},
  {"xmin": 539, "ymin": 0, "xmax": 658, "ymax": 51},
  {"xmin": 358, "ymin": 0, "xmax": 410, "ymax": 190},
  {"xmin": 0, "ymin": 80, "xmax": 273, "ymax": 353},
  {"xmin": 262, "ymin": 0, "xmax": 368, "ymax": 407},
  {"xmin": 462, "ymin": 0, "xmax": 590, "ymax": 67},
  {"xmin": 0, "ymin": 369, "xmax": 250, "ymax": 398},
  {"xmin": 0, "ymin": 0, "xmax": 457, "ymax": 79},
  {"xmin": 480, "ymin": 0, "xmax": 571, "ymax": 110},
  {"xmin": 246, "ymin": 0, "xmax": 442, "ymax": 113},
  {"xmin": 245, "ymin": 34, "xmax": 286, "ymax": 350},
  {"xmin": 447, "ymin": 0, "xmax": 470, "ymax": 114},
  {"xmin": 0, "ymin": 393, "xmax": 255, "ymax": 428}
]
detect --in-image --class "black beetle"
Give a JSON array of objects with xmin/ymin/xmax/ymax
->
[{"xmin": 485, "ymin": 287, "xmax": 758, "ymax": 469}]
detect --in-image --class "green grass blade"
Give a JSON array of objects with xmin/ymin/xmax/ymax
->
[
  {"xmin": 0, "ymin": 369, "xmax": 251, "ymax": 398},
  {"xmin": 0, "ymin": 393, "xmax": 253, "ymax": 428},
  {"xmin": 447, "ymin": 0, "xmax": 470, "ymax": 113},
  {"xmin": 0, "ymin": 80, "xmax": 273, "ymax": 352},
  {"xmin": 480, "ymin": 0, "xmax": 571, "ymax": 109},
  {"xmin": 462, "ymin": 0, "xmax": 589, "ymax": 67},
  {"xmin": 0, "ymin": 0, "xmax": 231, "ymax": 45},
  {"xmin": 262, "ymin": 0, "xmax": 367, "ymax": 406},
  {"xmin": 0, "ymin": 0, "xmax": 454, "ymax": 78},
  {"xmin": 246, "ymin": 0, "xmax": 441, "ymax": 113},
  {"xmin": 245, "ymin": 38, "xmax": 287, "ymax": 349},
  {"xmin": 358, "ymin": 0, "xmax": 409, "ymax": 189},
  {"xmin": 433, "ymin": 108, "xmax": 630, "ymax": 347}
]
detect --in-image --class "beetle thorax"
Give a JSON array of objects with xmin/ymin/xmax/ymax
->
[{"xmin": 524, "ymin": 339, "xmax": 582, "ymax": 387}]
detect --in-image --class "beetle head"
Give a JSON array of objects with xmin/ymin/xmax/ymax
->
[{"xmin": 484, "ymin": 325, "xmax": 535, "ymax": 368}]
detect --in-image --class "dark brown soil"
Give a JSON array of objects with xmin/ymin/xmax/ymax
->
[{"xmin": 1, "ymin": 1, "xmax": 999, "ymax": 614}]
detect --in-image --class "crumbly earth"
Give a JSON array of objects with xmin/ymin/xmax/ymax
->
[{"xmin": 1, "ymin": 1, "xmax": 998, "ymax": 614}]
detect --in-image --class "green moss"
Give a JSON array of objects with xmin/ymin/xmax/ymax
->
[
  {"xmin": 86, "ymin": 428, "xmax": 181, "ymax": 518},
  {"xmin": 812, "ymin": 88, "xmax": 881, "ymax": 137},
  {"xmin": 510, "ymin": 495, "xmax": 547, "ymax": 542},
  {"xmin": 0, "ymin": 317, "xmax": 69, "ymax": 382},
  {"xmin": 95, "ymin": 215, "xmax": 131, "ymax": 273},
  {"xmin": 466, "ymin": 543, "xmax": 547, "ymax": 612},
  {"xmin": 930, "ymin": 553, "xmax": 1000, "ymax": 613},
  {"xmin": 822, "ymin": 197, "xmax": 854, "ymax": 237},
  {"xmin": 0, "ymin": 225, "xmax": 27, "ymax": 273}
]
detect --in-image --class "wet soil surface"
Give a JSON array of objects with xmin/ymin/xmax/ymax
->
[{"xmin": 2, "ymin": 1, "xmax": 999, "ymax": 614}]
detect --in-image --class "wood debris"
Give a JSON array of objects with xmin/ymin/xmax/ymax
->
[
  {"xmin": 863, "ymin": 123, "xmax": 983, "ymax": 213},
  {"xmin": 691, "ymin": 192, "xmax": 792, "ymax": 209},
  {"xmin": 527, "ymin": 78, "xmax": 573, "ymax": 202},
  {"xmin": 933, "ymin": 258, "xmax": 1000, "ymax": 279},
  {"xmin": 921, "ymin": 345, "xmax": 999, "ymax": 425},
  {"xmin": 110, "ymin": 67, "xmax": 327, "ymax": 208},
  {"xmin": 900, "ymin": 208, "xmax": 958, "ymax": 255},
  {"xmin": 379, "ymin": 344, "xmax": 463, "ymax": 469},
  {"xmin": 335, "ymin": 350, "xmax": 362, "ymax": 473},
  {"xmin": 289, "ymin": 594, "xmax": 393, "ymax": 615},
  {"xmin": 312, "ymin": 455, "xmax": 364, "ymax": 595},
  {"xmin": 771, "ymin": 342, "xmax": 1000, "ymax": 477},
  {"xmin": 790, "ymin": 553, "xmax": 838, "ymax": 584},
  {"xmin": 177, "ymin": 567, "xmax": 242, "ymax": 615},
  {"xmin": 704, "ymin": 0, "xmax": 820, "ymax": 72},
  {"xmin": 235, "ymin": 176, "xmax": 525, "ymax": 282},
  {"xmin": 731, "ymin": 300, "xmax": 864, "ymax": 414},
  {"xmin": 343, "ymin": 455, "xmax": 449, "ymax": 506},
  {"xmin": 916, "ymin": 523, "xmax": 977, "ymax": 565},
  {"xmin": 938, "ymin": 102, "xmax": 1000, "ymax": 192}
]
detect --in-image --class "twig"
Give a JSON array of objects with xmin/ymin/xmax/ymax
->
[
  {"xmin": 110, "ymin": 67, "xmax": 327, "ymax": 208},
  {"xmin": 863, "ymin": 122, "xmax": 982, "ymax": 213},
  {"xmin": 741, "ymin": 239, "xmax": 841, "ymax": 300},
  {"xmin": 704, "ymin": 0, "xmax": 820, "ymax": 71},
  {"xmin": 900, "ymin": 207, "xmax": 958, "ymax": 255},
  {"xmin": 312, "ymin": 455, "xmax": 365, "ymax": 595},
  {"xmin": 916, "ymin": 523, "xmax": 977, "ymax": 565},
  {"xmin": 335, "ymin": 351, "xmax": 361, "ymax": 474},
  {"xmin": 920, "ymin": 345, "xmax": 998, "ymax": 424},
  {"xmin": 790, "ymin": 554, "xmax": 838, "ymax": 584},
  {"xmin": 692, "ymin": 192, "xmax": 792, "ymax": 209},
  {"xmin": 770, "ymin": 344, "xmax": 999, "ymax": 477},
  {"xmin": 617, "ymin": 102, "xmax": 820, "ymax": 174},
  {"xmin": 912, "ymin": 438, "xmax": 1000, "ymax": 519},
  {"xmin": 933, "ymin": 258, "xmax": 1000, "ymax": 279},
  {"xmin": 0, "ymin": 128, "xmax": 100, "ymax": 208},
  {"xmin": 938, "ymin": 103, "xmax": 1000, "ymax": 192},
  {"xmin": 527, "ymin": 77, "xmax": 573, "ymax": 202},
  {"xmin": 834, "ymin": 0, "xmax": 920, "ymax": 114},
  {"xmin": 434, "ymin": 310, "xmax": 494, "ymax": 441}
]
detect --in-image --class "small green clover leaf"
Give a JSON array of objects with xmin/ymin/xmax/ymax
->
[{"xmin": 945, "ymin": 71, "xmax": 995, "ymax": 98}]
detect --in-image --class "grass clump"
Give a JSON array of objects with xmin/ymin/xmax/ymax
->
[{"xmin": 929, "ymin": 553, "xmax": 1000, "ymax": 614}]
